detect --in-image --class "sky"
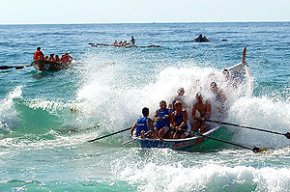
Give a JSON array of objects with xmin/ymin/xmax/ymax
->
[{"xmin": 0, "ymin": 0, "xmax": 289, "ymax": 24}]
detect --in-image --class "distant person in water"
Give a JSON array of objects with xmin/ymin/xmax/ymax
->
[
  {"xmin": 130, "ymin": 36, "xmax": 135, "ymax": 46},
  {"xmin": 131, "ymin": 107, "xmax": 154, "ymax": 138},
  {"xmin": 33, "ymin": 47, "xmax": 44, "ymax": 61},
  {"xmin": 194, "ymin": 34, "xmax": 209, "ymax": 42}
]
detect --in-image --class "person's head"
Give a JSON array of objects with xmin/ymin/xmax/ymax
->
[
  {"xmin": 45, "ymin": 56, "xmax": 48, "ymax": 59},
  {"xmin": 159, "ymin": 100, "xmax": 167, "ymax": 110},
  {"xmin": 49, "ymin": 54, "xmax": 54, "ymax": 57},
  {"xmin": 37, "ymin": 47, "xmax": 41, "ymax": 51},
  {"xmin": 174, "ymin": 101, "xmax": 183, "ymax": 111},
  {"xmin": 142, "ymin": 107, "xmax": 149, "ymax": 117},
  {"xmin": 196, "ymin": 92, "xmax": 203, "ymax": 103},
  {"xmin": 199, "ymin": 34, "xmax": 202, "ymax": 37},
  {"xmin": 55, "ymin": 55, "xmax": 59, "ymax": 58},
  {"xmin": 223, "ymin": 69, "xmax": 229, "ymax": 77},
  {"xmin": 177, "ymin": 87, "xmax": 185, "ymax": 96},
  {"xmin": 210, "ymin": 82, "xmax": 218, "ymax": 91}
]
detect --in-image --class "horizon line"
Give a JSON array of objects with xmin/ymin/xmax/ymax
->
[{"xmin": 0, "ymin": 20, "xmax": 290, "ymax": 26}]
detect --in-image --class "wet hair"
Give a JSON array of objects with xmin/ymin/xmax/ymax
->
[
  {"xmin": 210, "ymin": 82, "xmax": 217, "ymax": 87},
  {"xmin": 142, "ymin": 107, "xmax": 149, "ymax": 116},
  {"xmin": 174, "ymin": 101, "xmax": 182, "ymax": 107},
  {"xmin": 159, "ymin": 100, "xmax": 167, "ymax": 105},
  {"xmin": 223, "ymin": 69, "xmax": 229, "ymax": 72},
  {"xmin": 177, "ymin": 87, "xmax": 185, "ymax": 94},
  {"xmin": 37, "ymin": 47, "xmax": 41, "ymax": 50}
]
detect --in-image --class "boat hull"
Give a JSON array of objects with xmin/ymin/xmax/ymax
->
[
  {"xmin": 32, "ymin": 60, "xmax": 72, "ymax": 71},
  {"xmin": 133, "ymin": 124, "xmax": 221, "ymax": 151}
]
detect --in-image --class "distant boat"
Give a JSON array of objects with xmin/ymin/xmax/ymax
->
[{"xmin": 31, "ymin": 60, "xmax": 72, "ymax": 72}]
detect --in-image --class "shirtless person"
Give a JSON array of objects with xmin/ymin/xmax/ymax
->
[{"xmin": 191, "ymin": 93, "xmax": 211, "ymax": 133}]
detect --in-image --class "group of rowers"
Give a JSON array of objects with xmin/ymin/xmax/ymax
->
[
  {"xmin": 111, "ymin": 36, "xmax": 135, "ymax": 47},
  {"xmin": 131, "ymin": 81, "xmax": 227, "ymax": 140},
  {"xmin": 33, "ymin": 47, "xmax": 73, "ymax": 64}
]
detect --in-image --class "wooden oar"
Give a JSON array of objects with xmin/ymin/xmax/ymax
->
[
  {"xmin": 200, "ymin": 133, "xmax": 267, "ymax": 153},
  {"xmin": 0, "ymin": 64, "xmax": 32, "ymax": 70},
  {"xmin": 206, "ymin": 120, "xmax": 290, "ymax": 139},
  {"xmin": 88, "ymin": 127, "xmax": 131, "ymax": 143}
]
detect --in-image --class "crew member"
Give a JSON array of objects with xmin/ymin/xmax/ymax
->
[
  {"xmin": 192, "ymin": 93, "xmax": 211, "ymax": 133},
  {"xmin": 131, "ymin": 107, "xmax": 154, "ymax": 138},
  {"xmin": 33, "ymin": 47, "xmax": 44, "ymax": 61},
  {"xmin": 170, "ymin": 101, "xmax": 188, "ymax": 139},
  {"xmin": 154, "ymin": 100, "xmax": 171, "ymax": 139}
]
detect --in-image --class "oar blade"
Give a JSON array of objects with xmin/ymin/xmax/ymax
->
[
  {"xmin": 252, "ymin": 146, "xmax": 267, "ymax": 153},
  {"xmin": 284, "ymin": 132, "xmax": 290, "ymax": 139}
]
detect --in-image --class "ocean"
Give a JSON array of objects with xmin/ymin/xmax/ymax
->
[{"xmin": 0, "ymin": 22, "xmax": 290, "ymax": 192}]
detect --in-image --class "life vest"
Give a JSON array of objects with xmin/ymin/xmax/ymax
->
[
  {"xmin": 34, "ymin": 50, "xmax": 44, "ymax": 61},
  {"xmin": 173, "ymin": 111, "xmax": 187, "ymax": 130},
  {"xmin": 155, "ymin": 108, "xmax": 171, "ymax": 129},
  {"xmin": 135, "ymin": 117, "xmax": 149, "ymax": 136}
]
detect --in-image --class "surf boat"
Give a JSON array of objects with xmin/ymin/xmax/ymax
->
[
  {"xmin": 132, "ymin": 122, "xmax": 221, "ymax": 151},
  {"xmin": 89, "ymin": 43, "xmax": 160, "ymax": 48},
  {"xmin": 131, "ymin": 48, "xmax": 252, "ymax": 151},
  {"xmin": 31, "ymin": 60, "xmax": 72, "ymax": 72}
]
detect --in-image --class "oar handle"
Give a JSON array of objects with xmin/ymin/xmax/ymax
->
[{"xmin": 88, "ymin": 127, "xmax": 131, "ymax": 143}]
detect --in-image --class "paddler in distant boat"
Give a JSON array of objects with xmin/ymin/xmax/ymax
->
[
  {"xmin": 112, "ymin": 40, "xmax": 118, "ymax": 46},
  {"xmin": 170, "ymin": 101, "xmax": 188, "ymax": 139},
  {"xmin": 131, "ymin": 107, "xmax": 155, "ymax": 139},
  {"xmin": 33, "ymin": 47, "xmax": 44, "ymax": 61},
  {"xmin": 130, "ymin": 36, "xmax": 135, "ymax": 46},
  {"xmin": 191, "ymin": 93, "xmax": 211, "ymax": 133},
  {"xmin": 55, "ymin": 55, "xmax": 60, "ymax": 63},
  {"xmin": 49, "ymin": 54, "xmax": 56, "ymax": 62},
  {"xmin": 154, "ymin": 100, "xmax": 172, "ymax": 139}
]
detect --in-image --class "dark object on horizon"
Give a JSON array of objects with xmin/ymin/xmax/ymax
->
[
  {"xmin": 194, "ymin": 34, "xmax": 209, "ymax": 42},
  {"xmin": 222, "ymin": 39, "xmax": 228, "ymax": 42}
]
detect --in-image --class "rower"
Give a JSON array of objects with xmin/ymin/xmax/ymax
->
[
  {"xmin": 191, "ymin": 93, "xmax": 211, "ymax": 133},
  {"xmin": 130, "ymin": 36, "xmax": 135, "ymax": 46},
  {"xmin": 49, "ymin": 54, "xmax": 56, "ymax": 62},
  {"xmin": 154, "ymin": 100, "xmax": 171, "ymax": 139},
  {"xmin": 55, "ymin": 55, "xmax": 60, "ymax": 63},
  {"xmin": 170, "ymin": 101, "xmax": 188, "ymax": 139},
  {"xmin": 131, "ymin": 107, "xmax": 154, "ymax": 138},
  {"xmin": 33, "ymin": 47, "xmax": 44, "ymax": 61},
  {"xmin": 171, "ymin": 87, "xmax": 187, "ymax": 110}
]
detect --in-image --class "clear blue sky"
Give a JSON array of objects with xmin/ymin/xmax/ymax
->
[{"xmin": 0, "ymin": 0, "xmax": 289, "ymax": 24}]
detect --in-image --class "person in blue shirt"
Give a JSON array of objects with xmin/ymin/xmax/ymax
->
[
  {"xmin": 170, "ymin": 101, "xmax": 188, "ymax": 139},
  {"xmin": 131, "ymin": 107, "xmax": 154, "ymax": 138},
  {"xmin": 154, "ymin": 100, "xmax": 172, "ymax": 139}
]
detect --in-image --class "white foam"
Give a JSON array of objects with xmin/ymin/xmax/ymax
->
[
  {"xmin": 115, "ymin": 162, "xmax": 290, "ymax": 192},
  {"xmin": 0, "ymin": 86, "xmax": 22, "ymax": 131}
]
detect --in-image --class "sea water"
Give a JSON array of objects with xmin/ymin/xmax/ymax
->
[{"xmin": 0, "ymin": 22, "xmax": 290, "ymax": 192}]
